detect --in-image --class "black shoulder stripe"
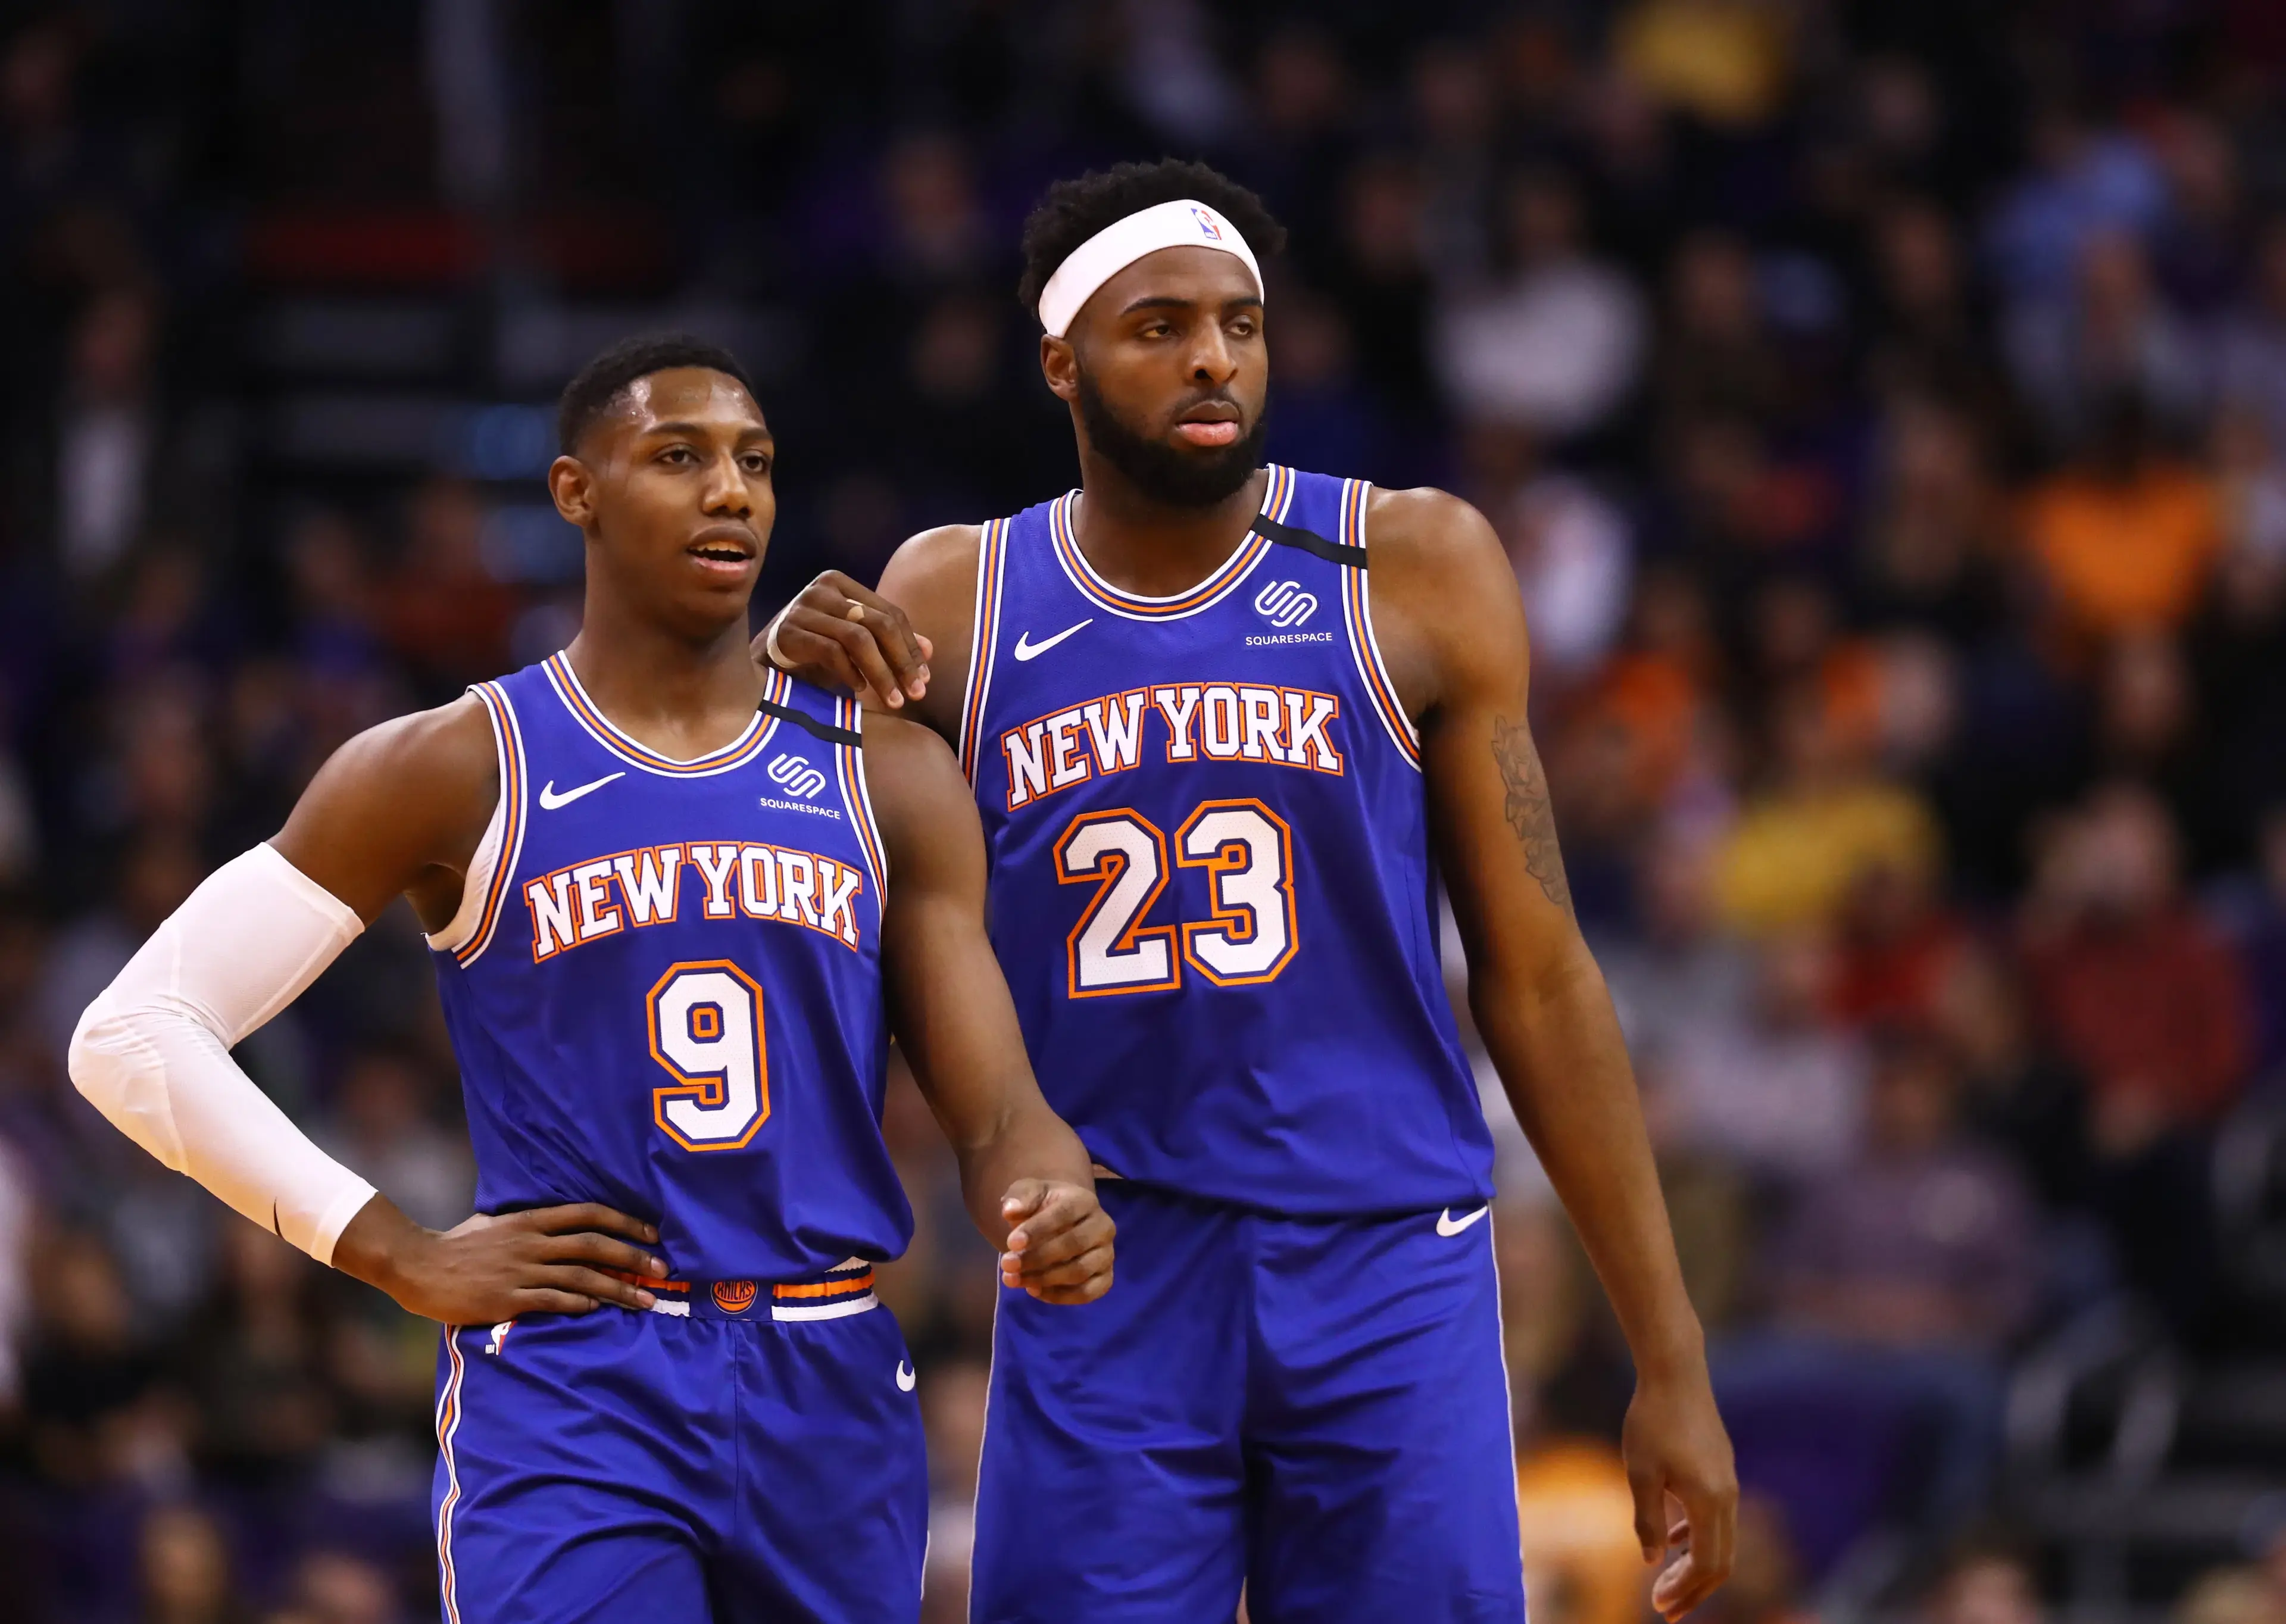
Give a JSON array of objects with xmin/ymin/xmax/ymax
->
[
  {"xmin": 758, "ymin": 697, "xmax": 863, "ymax": 747},
  {"xmin": 1251, "ymin": 512, "xmax": 1366, "ymax": 568}
]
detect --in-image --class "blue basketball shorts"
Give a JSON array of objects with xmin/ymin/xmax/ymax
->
[
  {"xmin": 429, "ymin": 1272, "xmax": 926, "ymax": 1624},
  {"xmin": 970, "ymin": 1183, "xmax": 1527, "ymax": 1623}
]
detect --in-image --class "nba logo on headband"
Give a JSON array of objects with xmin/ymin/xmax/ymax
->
[{"xmin": 1035, "ymin": 198, "xmax": 1263, "ymax": 338}]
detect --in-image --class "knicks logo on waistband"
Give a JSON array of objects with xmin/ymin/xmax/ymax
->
[
  {"xmin": 711, "ymin": 1279, "xmax": 758, "ymax": 1314},
  {"xmin": 1253, "ymin": 579, "xmax": 1317, "ymax": 628}
]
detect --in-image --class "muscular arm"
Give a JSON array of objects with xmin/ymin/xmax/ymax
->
[
  {"xmin": 70, "ymin": 698, "xmax": 666, "ymax": 1321},
  {"xmin": 864, "ymin": 710, "xmax": 1113, "ymax": 1304},
  {"xmin": 271, "ymin": 694, "xmax": 500, "ymax": 929},
  {"xmin": 1369, "ymin": 488, "xmax": 1736, "ymax": 1618}
]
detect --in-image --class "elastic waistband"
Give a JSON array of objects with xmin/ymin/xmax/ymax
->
[{"xmin": 608, "ymin": 1257, "xmax": 879, "ymax": 1323}]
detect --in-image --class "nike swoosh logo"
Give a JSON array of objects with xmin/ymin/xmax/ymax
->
[
  {"xmin": 537, "ymin": 772, "xmax": 624, "ymax": 810},
  {"xmin": 1013, "ymin": 619, "xmax": 1093, "ymax": 661},
  {"xmin": 1436, "ymin": 1205, "xmax": 1491, "ymax": 1238},
  {"xmin": 895, "ymin": 1360, "xmax": 916, "ymax": 1392}
]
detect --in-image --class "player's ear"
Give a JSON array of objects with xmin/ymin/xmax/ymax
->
[
  {"xmin": 548, "ymin": 454, "xmax": 597, "ymax": 528},
  {"xmin": 1039, "ymin": 335, "xmax": 1079, "ymax": 404}
]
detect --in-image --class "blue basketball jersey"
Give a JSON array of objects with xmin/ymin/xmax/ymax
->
[
  {"xmin": 427, "ymin": 653, "xmax": 910, "ymax": 1282},
  {"xmin": 961, "ymin": 466, "xmax": 1494, "ymax": 1216}
]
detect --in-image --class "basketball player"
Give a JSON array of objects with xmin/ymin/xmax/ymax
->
[
  {"xmin": 765, "ymin": 162, "xmax": 1736, "ymax": 1623},
  {"xmin": 68, "ymin": 335, "xmax": 1113, "ymax": 1624}
]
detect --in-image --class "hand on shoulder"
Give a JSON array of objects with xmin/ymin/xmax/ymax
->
[{"xmin": 756, "ymin": 526, "xmax": 983, "ymax": 735}]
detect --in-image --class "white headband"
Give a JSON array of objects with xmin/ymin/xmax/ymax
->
[{"xmin": 1036, "ymin": 198, "xmax": 1263, "ymax": 339}]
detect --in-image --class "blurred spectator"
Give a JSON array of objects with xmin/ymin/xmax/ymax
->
[
  {"xmin": 1865, "ymin": 201, "xmax": 2003, "ymax": 410},
  {"xmin": 919, "ymin": 1360, "xmax": 989, "ymax": 1624},
  {"xmin": 1260, "ymin": 287, "xmax": 1388, "ymax": 481},
  {"xmin": 55, "ymin": 285, "xmax": 159, "ymax": 579},
  {"xmin": 179, "ymin": 1223, "xmax": 335, "ymax": 1486},
  {"xmin": 39, "ymin": 826, "xmax": 201, "ymax": 1063},
  {"xmin": 2213, "ymin": 404, "xmax": 2286, "ymax": 604},
  {"xmin": 1984, "ymin": 102, "xmax": 2166, "ymax": 304},
  {"xmin": 1689, "ymin": 1494, "xmax": 1812, "ymax": 1624},
  {"xmin": 138, "ymin": 1503, "xmax": 248, "ymax": 1624},
  {"xmin": 1856, "ymin": 394, "xmax": 2009, "ymax": 645},
  {"xmin": 2177, "ymin": 1565, "xmax": 2286, "ymax": 1624},
  {"xmin": 1653, "ymin": 929, "xmax": 1868, "ymax": 1182},
  {"xmin": 2018, "ymin": 393, "xmax": 2222, "ymax": 647},
  {"xmin": 1925, "ymin": 1537, "xmax": 2048, "ymax": 1624},
  {"xmin": 893, "ymin": 292, "xmax": 1029, "ymax": 520},
  {"xmin": 376, "ymin": 479, "xmax": 517, "ymax": 695},
  {"xmin": 1113, "ymin": 0, "xmax": 1239, "ymax": 149},
  {"xmin": 2004, "ymin": 231, "xmax": 2206, "ymax": 448},
  {"xmin": 1465, "ymin": 424, "xmax": 1635, "ymax": 690},
  {"xmin": 277, "ymin": 1550, "xmax": 399, "ymax": 1624},
  {"xmin": 1326, "ymin": 154, "xmax": 1436, "ymax": 419},
  {"xmin": 23, "ymin": 1228, "xmax": 165, "ymax": 1486},
  {"xmin": 1432, "ymin": 165, "xmax": 1647, "ymax": 443},
  {"xmin": 1244, "ymin": 27, "xmax": 1352, "ymax": 252},
  {"xmin": 1660, "ymin": 232, "xmax": 1784, "ymax": 429},
  {"xmin": 283, "ymin": 511, "xmax": 385, "ymax": 688},
  {"xmin": 1, "ymin": 19, "xmax": 85, "ymax": 203},
  {"xmin": 872, "ymin": 130, "xmax": 989, "ymax": 291},
  {"xmin": 2151, "ymin": 114, "xmax": 2247, "ymax": 318},
  {"xmin": 1831, "ymin": 858, "xmax": 1976, "ymax": 1033},
  {"xmin": 1613, "ymin": 0, "xmax": 1794, "ymax": 130},
  {"xmin": 1605, "ymin": 827, "xmax": 1754, "ymax": 1083},
  {"xmin": 2020, "ymin": 785, "xmax": 2247, "ymax": 1328},
  {"xmin": 0, "ymin": 1136, "xmax": 31, "ymax": 1406},
  {"xmin": 1409, "ymin": 40, "xmax": 1497, "ymax": 277},
  {"xmin": 1717, "ymin": 1029, "xmax": 2035, "ymax": 1545},
  {"xmin": 313, "ymin": 1050, "xmax": 471, "ymax": 1235},
  {"xmin": 1779, "ymin": 1029, "xmax": 2040, "ymax": 1354},
  {"xmin": 1713, "ymin": 685, "xmax": 1943, "ymax": 937},
  {"xmin": 1496, "ymin": 1197, "xmax": 1607, "ymax": 1433},
  {"xmin": 2234, "ymin": 808, "xmax": 2286, "ymax": 1080},
  {"xmin": 1513, "ymin": 1441, "xmax": 1648, "ymax": 1624},
  {"xmin": 2083, "ymin": 630, "xmax": 2240, "ymax": 870},
  {"xmin": 2021, "ymin": 785, "xmax": 2250, "ymax": 1136},
  {"xmin": 2216, "ymin": 219, "xmax": 2286, "ymax": 457}
]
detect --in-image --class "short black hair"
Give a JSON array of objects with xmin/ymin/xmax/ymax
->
[
  {"xmin": 1017, "ymin": 158, "xmax": 1288, "ymax": 316},
  {"xmin": 555, "ymin": 332, "xmax": 755, "ymax": 454}
]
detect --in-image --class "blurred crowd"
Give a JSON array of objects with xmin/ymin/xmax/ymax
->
[{"xmin": 0, "ymin": 2, "xmax": 2283, "ymax": 1621}]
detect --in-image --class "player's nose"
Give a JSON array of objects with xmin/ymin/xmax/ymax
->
[
  {"xmin": 1185, "ymin": 324, "xmax": 1240, "ymax": 386},
  {"xmin": 698, "ymin": 451, "xmax": 752, "ymax": 516}
]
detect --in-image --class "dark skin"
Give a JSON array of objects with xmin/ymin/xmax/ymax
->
[
  {"xmin": 767, "ymin": 246, "xmax": 1737, "ymax": 1617},
  {"xmin": 275, "ymin": 367, "xmax": 1110, "ymax": 1325}
]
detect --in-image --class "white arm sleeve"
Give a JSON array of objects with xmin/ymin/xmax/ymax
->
[{"xmin": 67, "ymin": 842, "xmax": 380, "ymax": 1265}]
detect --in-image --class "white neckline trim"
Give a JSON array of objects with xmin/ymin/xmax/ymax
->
[
  {"xmin": 544, "ymin": 654, "xmax": 775, "ymax": 777},
  {"xmin": 1049, "ymin": 465, "xmax": 1293, "ymax": 622}
]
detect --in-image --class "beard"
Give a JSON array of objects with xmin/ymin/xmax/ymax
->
[{"xmin": 1075, "ymin": 368, "xmax": 1269, "ymax": 508}]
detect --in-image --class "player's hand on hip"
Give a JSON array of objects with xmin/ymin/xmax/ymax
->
[
  {"xmin": 755, "ymin": 571, "xmax": 933, "ymax": 713},
  {"xmin": 336, "ymin": 1196, "xmax": 670, "ymax": 1324},
  {"xmin": 998, "ymin": 1179, "xmax": 1114, "ymax": 1305},
  {"xmin": 1622, "ymin": 1363, "xmax": 1738, "ymax": 1620}
]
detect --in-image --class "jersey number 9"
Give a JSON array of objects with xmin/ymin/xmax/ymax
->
[{"xmin": 647, "ymin": 961, "xmax": 769, "ymax": 1151}]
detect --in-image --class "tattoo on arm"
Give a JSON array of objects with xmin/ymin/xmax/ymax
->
[{"xmin": 1492, "ymin": 715, "xmax": 1573, "ymax": 914}]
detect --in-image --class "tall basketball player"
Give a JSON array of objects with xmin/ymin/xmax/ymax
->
[
  {"xmin": 69, "ymin": 335, "xmax": 1112, "ymax": 1624},
  {"xmin": 766, "ymin": 163, "xmax": 1736, "ymax": 1623}
]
